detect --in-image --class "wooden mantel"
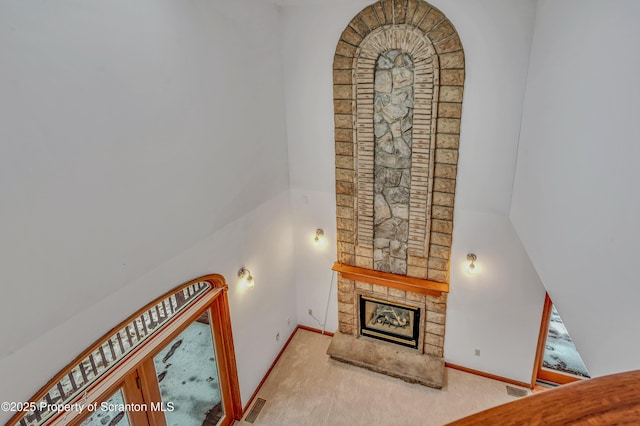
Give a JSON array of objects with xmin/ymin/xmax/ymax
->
[{"xmin": 332, "ymin": 263, "xmax": 449, "ymax": 297}]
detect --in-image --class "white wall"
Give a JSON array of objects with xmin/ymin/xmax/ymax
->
[
  {"xmin": 447, "ymin": 209, "xmax": 545, "ymax": 381},
  {"xmin": 511, "ymin": 0, "xmax": 640, "ymax": 377},
  {"xmin": 0, "ymin": 192, "xmax": 297, "ymax": 421},
  {"xmin": 281, "ymin": 0, "xmax": 371, "ymax": 340},
  {"xmin": 281, "ymin": 0, "xmax": 547, "ymax": 383},
  {"xmin": 0, "ymin": 0, "xmax": 289, "ymax": 355},
  {"xmin": 0, "ymin": 0, "xmax": 295, "ymax": 418}
]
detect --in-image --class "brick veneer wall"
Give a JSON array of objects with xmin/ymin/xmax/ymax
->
[{"xmin": 333, "ymin": 0, "xmax": 464, "ymax": 358}]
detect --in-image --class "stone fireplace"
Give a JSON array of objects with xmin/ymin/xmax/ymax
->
[{"xmin": 327, "ymin": 0, "xmax": 464, "ymax": 389}]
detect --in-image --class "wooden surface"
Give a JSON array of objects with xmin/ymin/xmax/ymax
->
[
  {"xmin": 447, "ymin": 370, "xmax": 640, "ymax": 425},
  {"xmin": 332, "ymin": 263, "xmax": 449, "ymax": 296},
  {"xmin": 532, "ymin": 293, "xmax": 583, "ymax": 386},
  {"xmin": 531, "ymin": 293, "xmax": 553, "ymax": 386},
  {"xmin": 9, "ymin": 274, "xmax": 242, "ymax": 426}
]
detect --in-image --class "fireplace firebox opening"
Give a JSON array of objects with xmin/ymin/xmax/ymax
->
[{"xmin": 360, "ymin": 295, "xmax": 420, "ymax": 349}]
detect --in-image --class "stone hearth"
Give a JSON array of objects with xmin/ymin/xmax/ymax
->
[
  {"xmin": 327, "ymin": 331, "xmax": 444, "ymax": 388},
  {"xmin": 330, "ymin": 0, "xmax": 465, "ymax": 390}
]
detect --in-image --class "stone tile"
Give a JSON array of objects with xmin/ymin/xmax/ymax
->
[
  {"xmin": 335, "ymin": 114, "xmax": 353, "ymax": 129},
  {"xmin": 336, "ymin": 180, "xmax": 354, "ymax": 195},
  {"xmin": 406, "ymin": 0, "xmax": 419, "ymax": 25},
  {"xmin": 348, "ymin": 17, "xmax": 370, "ymax": 38},
  {"xmin": 373, "ymin": 1, "xmax": 391, "ymax": 25},
  {"xmin": 336, "ymin": 168, "xmax": 354, "ymax": 182},
  {"xmin": 338, "ymin": 241, "xmax": 355, "ymax": 255},
  {"xmin": 338, "ymin": 312, "xmax": 354, "ymax": 326},
  {"xmin": 425, "ymin": 332, "xmax": 444, "ymax": 347},
  {"xmin": 435, "ymin": 148, "xmax": 459, "ymax": 164},
  {"xmin": 388, "ymin": 287, "xmax": 406, "ymax": 299},
  {"xmin": 333, "ymin": 84, "xmax": 353, "ymax": 100},
  {"xmin": 435, "ymin": 36, "xmax": 463, "ymax": 54},
  {"xmin": 440, "ymin": 69, "xmax": 465, "ymax": 86},
  {"xmin": 335, "ymin": 142, "xmax": 354, "ymax": 157},
  {"xmin": 440, "ymin": 87, "xmax": 464, "ymax": 105},
  {"xmin": 431, "ymin": 219, "xmax": 453, "ymax": 234},
  {"xmin": 424, "ymin": 343, "xmax": 444, "ymax": 358},
  {"xmin": 406, "ymin": 291, "xmax": 425, "ymax": 303},
  {"xmin": 341, "ymin": 26, "xmax": 363, "ymax": 46},
  {"xmin": 356, "ymin": 245, "xmax": 373, "ymax": 258},
  {"xmin": 338, "ymin": 277, "xmax": 354, "ymax": 293},
  {"xmin": 337, "ymin": 217, "xmax": 355, "ymax": 232},
  {"xmin": 407, "ymin": 265, "xmax": 427, "ymax": 278},
  {"xmin": 433, "ymin": 191, "xmax": 455, "ymax": 207},
  {"xmin": 391, "ymin": 258, "xmax": 407, "ymax": 274},
  {"xmin": 408, "ymin": 255, "xmax": 428, "ymax": 268},
  {"xmin": 337, "ymin": 229, "xmax": 355, "ymax": 244},
  {"xmin": 338, "ymin": 302, "xmax": 354, "ymax": 316},
  {"xmin": 429, "ymin": 244, "xmax": 450, "ymax": 260},
  {"xmin": 434, "ymin": 164, "xmax": 457, "ymax": 179},
  {"xmin": 428, "ymin": 293, "xmax": 448, "ymax": 304},
  {"xmin": 381, "ymin": 0, "xmax": 394, "ymax": 25},
  {"xmin": 428, "ymin": 257, "xmax": 448, "ymax": 272},
  {"xmin": 438, "ymin": 103, "xmax": 462, "ymax": 119},
  {"xmin": 338, "ymin": 291, "xmax": 353, "ymax": 304},
  {"xmin": 356, "ymin": 256, "xmax": 373, "ymax": 269},
  {"xmin": 336, "ymin": 194, "xmax": 353, "ymax": 207},
  {"xmin": 334, "ymin": 70, "xmax": 352, "ymax": 85},
  {"xmin": 427, "ymin": 300, "xmax": 447, "ymax": 314},
  {"xmin": 339, "ymin": 322, "xmax": 354, "ymax": 334},
  {"xmin": 334, "ymin": 55, "xmax": 353, "ymax": 70},
  {"xmin": 431, "ymin": 232, "xmax": 452, "ymax": 247},
  {"xmin": 337, "ymin": 206, "xmax": 354, "ymax": 219},
  {"xmin": 393, "ymin": 0, "xmax": 408, "ymax": 24},
  {"xmin": 372, "ymin": 284, "xmax": 388, "ymax": 295},
  {"xmin": 338, "ymin": 252, "xmax": 355, "ymax": 265},
  {"xmin": 361, "ymin": 5, "xmax": 382, "ymax": 30},
  {"xmin": 439, "ymin": 51, "xmax": 465, "ymax": 69},
  {"xmin": 335, "ymin": 128, "xmax": 353, "ymax": 142},
  {"xmin": 336, "ymin": 40, "xmax": 357, "ymax": 58},
  {"xmin": 432, "ymin": 206, "xmax": 454, "ymax": 221},
  {"xmin": 428, "ymin": 311, "xmax": 446, "ymax": 325},
  {"xmin": 355, "ymin": 281, "xmax": 373, "ymax": 292},
  {"xmin": 428, "ymin": 269, "xmax": 447, "ymax": 283},
  {"xmin": 433, "ymin": 177, "xmax": 456, "ymax": 193},
  {"xmin": 334, "ymin": 99, "xmax": 354, "ymax": 115},
  {"xmin": 436, "ymin": 133, "xmax": 459, "ymax": 149},
  {"xmin": 426, "ymin": 322, "xmax": 445, "ymax": 337},
  {"xmin": 419, "ymin": 7, "xmax": 445, "ymax": 33},
  {"xmin": 411, "ymin": 2, "xmax": 430, "ymax": 26},
  {"xmin": 438, "ymin": 117, "xmax": 461, "ymax": 134},
  {"xmin": 428, "ymin": 21, "xmax": 455, "ymax": 42}
]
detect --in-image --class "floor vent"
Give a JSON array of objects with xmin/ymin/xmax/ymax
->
[
  {"xmin": 245, "ymin": 398, "xmax": 267, "ymax": 423},
  {"xmin": 506, "ymin": 385, "xmax": 528, "ymax": 397}
]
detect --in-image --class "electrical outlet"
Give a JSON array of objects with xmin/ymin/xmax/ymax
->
[
  {"xmin": 308, "ymin": 308, "xmax": 313, "ymax": 315},
  {"xmin": 474, "ymin": 349, "xmax": 480, "ymax": 356},
  {"xmin": 287, "ymin": 317, "xmax": 291, "ymax": 327},
  {"xmin": 276, "ymin": 332, "xmax": 280, "ymax": 341}
]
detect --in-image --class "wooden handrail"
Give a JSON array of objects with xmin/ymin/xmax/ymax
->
[
  {"xmin": 332, "ymin": 263, "xmax": 449, "ymax": 296},
  {"xmin": 8, "ymin": 274, "xmax": 242, "ymax": 426},
  {"xmin": 447, "ymin": 370, "xmax": 640, "ymax": 425}
]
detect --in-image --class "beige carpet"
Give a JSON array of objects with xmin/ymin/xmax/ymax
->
[{"xmin": 239, "ymin": 329, "xmax": 528, "ymax": 426}]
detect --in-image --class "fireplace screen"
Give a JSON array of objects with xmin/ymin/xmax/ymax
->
[{"xmin": 359, "ymin": 296, "xmax": 420, "ymax": 349}]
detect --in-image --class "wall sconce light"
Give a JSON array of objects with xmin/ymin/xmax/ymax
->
[
  {"xmin": 238, "ymin": 267, "xmax": 255, "ymax": 289},
  {"xmin": 313, "ymin": 228, "xmax": 325, "ymax": 246},
  {"xmin": 466, "ymin": 254, "xmax": 478, "ymax": 274}
]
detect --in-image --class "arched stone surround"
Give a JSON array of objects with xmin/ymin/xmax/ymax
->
[{"xmin": 333, "ymin": 0, "xmax": 464, "ymax": 360}]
